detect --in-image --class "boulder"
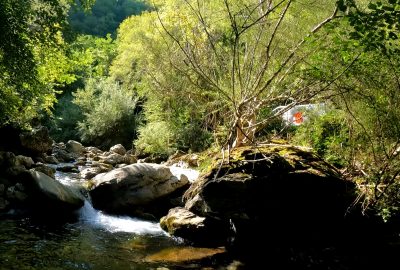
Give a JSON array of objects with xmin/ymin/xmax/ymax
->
[
  {"xmin": 110, "ymin": 144, "xmax": 126, "ymax": 155},
  {"xmin": 86, "ymin": 146, "xmax": 103, "ymax": 155},
  {"xmin": 19, "ymin": 126, "xmax": 53, "ymax": 154},
  {"xmin": 160, "ymin": 207, "xmax": 228, "ymax": 245},
  {"xmin": 33, "ymin": 163, "xmax": 56, "ymax": 178},
  {"xmin": 15, "ymin": 155, "xmax": 34, "ymax": 169},
  {"xmin": 100, "ymin": 153, "xmax": 125, "ymax": 166},
  {"xmin": 90, "ymin": 163, "xmax": 190, "ymax": 214},
  {"xmin": 43, "ymin": 154, "xmax": 59, "ymax": 164},
  {"xmin": 23, "ymin": 170, "xmax": 84, "ymax": 212},
  {"xmin": 53, "ymin": 148, "xmax": 75, "ymax": 162},
  {"xmin": 162, "ymin": 145, "xmax": 357, "ymax": 247},
  {"xmin": 80, "ymin": 167, "xmax": 103, "ymax": 180},
  {"xmin": 0, "ymin": 151, "xmax": 16, "ymax": 169},
  {"xmin": 66, "ymin": 140, "xmax": 85, "ymax": 155}
]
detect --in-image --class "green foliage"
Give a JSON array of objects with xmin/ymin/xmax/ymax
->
[
  {"xmin": 135, "ymin": 121, "xmax": 175, "ymax": 156},
  {"xmin": 68, "ymin": 0, "xmax": 149, "ymax": 37},
  {"xmin": 292, "ymin": 110, "xmax": 350, "ymax": 167},
  {"xmin": 0, "ymin": 0, "xmax": 93, "ymax": 127},
  {"xmin": 112, "ymin": 0, "xmax": 342, "ymax": 149},
  {"xmin": 45, "ymin": 34, "xmax": 117, "ymax": 142},
  {"xmin": 46, "ymin": 93, "xmax": 83, "ymax": 142},
  {"xmin": 175, "ymin": 122, "xmax": 213, "ymax": 152},
  {"xmin": 339, "ymin": 0, "xmax": 400, "ymax": 53},
  {"xmin": 73, "ymin": 77, "xmax": 140, "ymax": 148},
  {"xmin": 68, "ymin": 34, "xmax": 117, "ymax": 78}
]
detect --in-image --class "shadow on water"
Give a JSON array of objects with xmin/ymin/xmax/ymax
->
[{"xmin": 0, "ymin": 206, "xmax": 233, "ymax": 270}]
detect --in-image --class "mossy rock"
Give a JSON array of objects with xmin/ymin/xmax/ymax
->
[
  {"xmin": 184, "ymin": 144, "xmax": 343, "ymax": 202},
  {"xmin": 175, "ymin": 144, "xmax": 358, "ymax": 247}
]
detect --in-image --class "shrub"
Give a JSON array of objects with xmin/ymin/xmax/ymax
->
[
  {"xmin": 291, "ymin": 110, "xmax": 350, "ymax": 167},
  {"xmin": 134, "ymin": 121, "xmax": 175, "ymax": 156},
  {"xmin": 73, "ymin": 77, "xmax": 140, "ymax": 148}
]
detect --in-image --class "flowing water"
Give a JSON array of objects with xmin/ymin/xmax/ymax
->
[{"xmin": 0, "ymin": 165, "xmax": 229, "ymax": 270}]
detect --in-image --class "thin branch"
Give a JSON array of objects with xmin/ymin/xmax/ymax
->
[
  {"xmin": 251, "ymin": 0, "xmax": 292, "ymax": 93},
  {"xmin": 245, "ymin": 5, "xmax": 339, "ymax": 104},
  {"xmin": 154, "ymin": 5, "xmax": 234, "ymax": 103}
]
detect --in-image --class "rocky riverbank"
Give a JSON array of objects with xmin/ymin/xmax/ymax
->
[{"xmin": 2, "ymin": 126, "xmax": 399, "ymax": 269}]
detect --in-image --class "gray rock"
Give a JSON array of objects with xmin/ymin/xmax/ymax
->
[
  {"xmin": 44, "ymin": 155, "xmax": 59, "ymax": 164},
  {"xmin": 34, "ymin": 163, "xmax": 56, "ymax": 178},
  {"xmin": 15, "ymin": 155, "xmax": 34, "ymax": 168},
  {"xmin": 66, "ymin": 140, "xmax": 85, "ymax": 154},
  {"xmin": 25, "ymin": 170, "xmax": 84, "ymax": 211},
  {"xmin": 110, "ymin": 144, "xmax": 126, "ymax": 156},
  {"xmin": 86, "ymin": 146, "xmax": 103, "ymax": 155},
  {"xmin": 177, "ymin": 145, "xmax": 357, "ymax": 247},
  {"xmin": 90, "ymin": 163, "xmax": 189, "ymax": 213},
  {"xmin": 53, "ymin": 149, "xmax": 75, "ymax": 162},
  {"xmin": 160, "ymin": 207, "xmax": 206, "ymax": 235},
  {"xmin": 160, "ymin": 207, "xmax": 227, "ymax": 245},
  {"xmin": 80, "ymin": 167, "xmax": 103, "ymax": 180},
  {"xmin": 100, "ymin": 153, "xmax": 125, "ymax": 166}
]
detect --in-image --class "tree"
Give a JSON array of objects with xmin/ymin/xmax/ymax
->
[
  {"xmin": 0, "ymin": 0, "xmax": 93, "ymax": 127},
  {"xmin": 338, "ymin": 0, "xmax": 400, "ymax": 53},
  {"xmin": 113, "ymin": 0, "xmax": 353, "ymax": 149},
  {"xmin": 68, "ymin": 0, "xmax": 149, "ymax": 37},
  {"xmin": 292, "ymin": 0, "xmax": 400, "ymax": 219}
]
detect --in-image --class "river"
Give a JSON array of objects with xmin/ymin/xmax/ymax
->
[{"xmin": 0, "ymin": 165, "xmax": 229, "ymax": 270}]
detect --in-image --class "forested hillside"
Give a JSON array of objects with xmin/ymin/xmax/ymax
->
[
  {"xmin": 69, "ymin": 0, "xmax": 149, "ymax": 36},
  {"xmin": 1, "ymin": 0, "xmax": 400, "ymax": 219}
]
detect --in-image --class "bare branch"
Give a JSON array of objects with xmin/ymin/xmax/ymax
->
[
  {"xmin": 251, "ymin": 0, "xmax": 292, "ymax": 94},
  {"xmin": 154, "ymin": 4, "xmax": 234, "ymax": 103},
  {"xmin": 245, "ymin": 4, "xmax": 339, "ymax": 104}
]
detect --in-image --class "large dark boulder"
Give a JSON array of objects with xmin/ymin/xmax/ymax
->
[
  {"xmin": 22, "ymin": 170, "xmax": 84, "ymax": 213},
  {"xmin": 90, "ymin": 163, "xmax": 190, "ymax": 217},
  {"xmin": 162, "ymin": 145, "xmax": 358, "ymax": 248},
  {"xmin": 19, "ymin": 126, "xmax": 53, "ymax": 154}
]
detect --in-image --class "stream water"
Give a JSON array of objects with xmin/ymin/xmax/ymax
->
[{"xmin": 0, "ymin": 166, "xmax": 229, "ymax": 270}]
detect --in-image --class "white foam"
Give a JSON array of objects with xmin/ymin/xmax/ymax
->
[
  {"xmin": 78, "ymin": 201, "xmax": 165, "ymax": 235},
  {"xmin": 169, "ymin": 165, "xmax": 200, "ymax": 183},
  {"xmin": 55, "ymin": 165, "xmax": 166, "ymax": 235}
]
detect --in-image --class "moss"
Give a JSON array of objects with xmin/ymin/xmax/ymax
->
[{"xmin": 184, "ymin": 144, "xmax": 342, "ymax": 203}]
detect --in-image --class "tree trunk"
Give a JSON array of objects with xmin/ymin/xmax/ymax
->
[{"xmin": 232, "ymin": 111, "xmax": 257, "ymax": 148}]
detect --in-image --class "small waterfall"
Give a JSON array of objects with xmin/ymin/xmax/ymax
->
[
  {"xmin": 78, "ymin": 200, "xmax": 165, "ymax": 234},
  {"xmin": 169, "ymin": 164, "xmax": 200, "ymax": 183},
  {"xmin": 53, "ymin": 163, "xmax": 165, "ymax": 235}
]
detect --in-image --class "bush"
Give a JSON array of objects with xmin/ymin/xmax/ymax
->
[
  {"xmin": 175, "ymin": 122, "xmax": 213, "ymax": 152},
  {"xmin": 46, "ymin": 92, "xmax": 83, "ymax": 142},
  {"xmin": 291, "ymin": 110, "xmax": 350, "ymax": 167},
  {"xmin": 134, "ymin": 121, "xmax": 175, "ymax": 156},
  {"xmin": 73, "ymin": 77, "xmax": 140, "ymax": 148}
]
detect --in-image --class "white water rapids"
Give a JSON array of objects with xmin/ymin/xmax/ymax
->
[
  {"xmin": 54, "ymin": 163, "xmax": 199, "ymax": 235},
  {"xmin": 77, "ymin": 200, "xmax": 165, "ymax": 234}
]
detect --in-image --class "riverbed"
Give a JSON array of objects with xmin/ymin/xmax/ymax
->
[{"xmin": 0, "ymin": 166, "xmax": 228, "ymax": 270}]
